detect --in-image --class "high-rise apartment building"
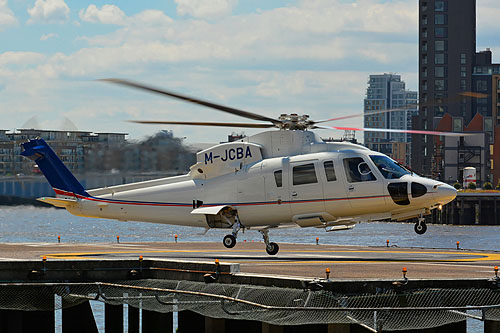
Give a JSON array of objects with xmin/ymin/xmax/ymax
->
[
  {"xmin": 415, "ymin": 0, "xmax": 477, "ymax": 176},
  {"xmin": 415, "ymin": 0, "xmax": 500, "ymax": 185},
  {"xmin": 364, "ymin": 74, "xmax": 417, "ymax": 165}
]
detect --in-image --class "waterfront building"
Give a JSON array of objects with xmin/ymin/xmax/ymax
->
[
  {"xmin": 415, "ymin": 0, "xmax": 500, "ymax": 185},
  {"xmin": 1, "ymin": 129, "xmax": 89, "ymax": 175},
  {"xmin": 364, "ymin": 74, "xmax": 417, "ymax": 165},
  {"xmin": 0, "ymin": 129, "xmax": 127, "ymax": 176}
]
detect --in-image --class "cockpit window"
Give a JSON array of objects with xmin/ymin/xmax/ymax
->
[
  {"xmin": 369, "ymin": 155, "xmax": 411, "ymax": 179},
  {"xmin": 343, "ymin": 157, "xmax": 376, "ymax": 183}
]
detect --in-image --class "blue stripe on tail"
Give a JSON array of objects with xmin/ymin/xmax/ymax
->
[{"xmin": 21, "ymin": 138, "xmax": 88, "ymax": 197}]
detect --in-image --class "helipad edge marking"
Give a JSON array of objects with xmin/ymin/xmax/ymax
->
[{"xmin": 42, "ymin": 249, "xmax": 500, "ymax": 262}]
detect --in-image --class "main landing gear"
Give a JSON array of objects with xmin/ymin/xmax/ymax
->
[
  {"xmin": 414, "ymin": 216, "xmax": 427, "ymax": 235},
  {"xmin": 222, "ymin": 216, "xmax": 242, "ymax": 249},
  {"xmin": 220, "ymin": 214, "xmax": 279, "ymax": 255}
]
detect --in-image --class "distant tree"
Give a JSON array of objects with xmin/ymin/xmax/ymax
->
[
  {"xmin": 453, "ymin": 182, "xmax": 462, "ymax": 190},
  {"xmin": 82, "ymin": 130, "xmax": 195, "ymax": 173},
  {"xmin": 467, "ymin": 182, "xmax": 476, "ymax": 189},
  {"xmin": 483, "ymin": 182, "xmax": 493, "ymax": 190}
]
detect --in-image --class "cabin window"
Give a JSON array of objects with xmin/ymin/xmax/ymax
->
[
  {"xmin": 323, "ymin": 161, "xmax": 337, "ymax": 182},
  {"xmin": 343, "ymin": 157, "xmax": 376, "ymax": 183},
  {"xmin": 274, "ymin": 170, "xmax": 283, "ymax": 188},
  {"xmin": 293, "ymin": 163, "xmax": 318, "ymax": 185}
]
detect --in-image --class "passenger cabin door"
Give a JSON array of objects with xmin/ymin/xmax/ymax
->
[
  {"xmin": 342, "ymin": 155, "xmax": 386, "ymax": 213},
  {"xmin": 320, "ymin": 158, "xmax": 351, "ymax": 217},
  {"xmin": 262, "ymin": 159, "xmax": 291, "ymax": 219},
  {"xmin": 289, "ymin": 160, "xmax": 325, "ymax": 215}
]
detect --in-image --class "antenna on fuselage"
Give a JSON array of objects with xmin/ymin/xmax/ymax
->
[{"xmin": 342, "ymin": 130, "xmax": 356, "ymax": 143}]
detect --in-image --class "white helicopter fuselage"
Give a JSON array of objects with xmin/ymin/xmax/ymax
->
[{"xmin": 44, "ymin": 130, "xmax": 455, "ymax": 233}]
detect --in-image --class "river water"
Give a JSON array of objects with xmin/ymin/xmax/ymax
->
[
  {"xmin": 0, "ymin": 206, "xmax": 498, "ymax": 251},
  {"xmin": 0, "ymin": 205, "xmax": 498, "ymax": 332}
]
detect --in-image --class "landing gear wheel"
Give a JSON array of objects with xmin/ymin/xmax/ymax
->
[
  {"xmin": 414, "ymin": 221, "xmax": 427, "ymax": 235},
  {"xmin": 266, "ymin": 242, "xmax": 279, "ymax": 255},
  {"xmin": 223, "ymin": 235, "xmax": 236, "ymax": 248}
]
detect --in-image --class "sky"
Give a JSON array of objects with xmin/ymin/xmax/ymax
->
[{"xmin": 1, "ymin": 0, "xmax": 499, "ymax": 144}]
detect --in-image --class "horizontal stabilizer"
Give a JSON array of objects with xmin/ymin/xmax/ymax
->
[{"xmin": 37, "ymin": 197, "xmax": 78, "ymax": 208}]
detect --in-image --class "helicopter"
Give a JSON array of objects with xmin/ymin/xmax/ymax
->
[{"xmin": 21, "ymin": 79, "xmax": 461, "ymax": 255}]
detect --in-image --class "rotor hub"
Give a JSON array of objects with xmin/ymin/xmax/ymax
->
[{"xmin": 278, "ymin": 114, "xmax": 311, "ymax": 130}]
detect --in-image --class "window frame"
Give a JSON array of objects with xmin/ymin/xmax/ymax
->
[
  {"xmin": 476, "ymin": 80, "xmax": 488, "ymax": 92},
  {"xmin": 434, "ymin": 1, "xmax": 446, "ymax": 12},
  {"xmin": 434, "ymin": 27, "xmax": 447, "ymax": 38},
  {"xmin": 434, "ymin": 66, "xmax": 446, "ymax": 78},
  {"xmin": 343, "ymin": 157, "xmax": 377, "ymax": 183},
  {"xmin": 453, "ymin": 118, "xmax": 463, "ymax": 132},
  {"xmin": 273, "ymin": 170, "xmax": 283, "ymax": 188},
  {"xmin": 292, "ymin": 163, "xmax": 318, "ymax": 186},
  {"xmin": 434, "ymin": 79, "xmax": 446, "ymax": 91},
  {"xmin": 435, "ymin": 53, "xmax": 446, "ymax": 65},
  {"xmin": 434, "ymin": 13, "xmax": 447, "ymax": 24},
  {"xmin": 323, "ymin": 160, "xmax": 337, "ymax": 182},
  {"xmin": 434, "ymin": 40, "xmax": 446, "ymax": 52}
]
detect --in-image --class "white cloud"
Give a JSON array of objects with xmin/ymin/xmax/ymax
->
[
  {"xmin": 5, "ymin": 1, "xmax": 421, "ymax": 83},
  {"xmin": 0, "ymin": 0, "xmax": 17, "ymax": 31},
  {"xmin": 0, "ymin": 51, "xmax": 46, "ymax": 66},
  {"xmin": 477, "ymin": 0, "xmax": 500, "ymax": 28},
  {"xmin": 130, "ymin": 9, "xmax": 173, "ymax": 26},
  {"xmin": 175, "ymin": 0, "xmax": 237, "ymax": 19},
  {"xmin": 40, "ymin": 32, "xmax": 58, "ymax": 41},
  {"xmin": 74, "ymin": 0, "xmax": 416, "ymax": 72},
  {"xmin": 251, "ymin": 71, "xmax": 368, "ymax": 100},
  {"xmin": 290, "ymin": 0, "xmax": 417, "ymax": 34},
  {"xmin": 79, "ymin": 4, "xmax": 126, "ymax": 25},
  {"xmin": 27, "ymin": 0, "xmax": 70, "ymax": 24}
]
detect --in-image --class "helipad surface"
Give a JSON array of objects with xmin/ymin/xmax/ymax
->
[{"xmin": 0, "ymin": 241, "xmax": 498, "ymax": 280}]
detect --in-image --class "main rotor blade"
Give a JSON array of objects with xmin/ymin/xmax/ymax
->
[
  {"xmin": 420, "ymin": 91, "xmax": 489, "ymax": 107},
  {"xmin": 100, "ymin": 78, "xmax": 280, "ymax": 125},
  {"xmin": 459, "ymin": 92, "xmax": 489, "ymax": 99},
  {"xmin": 316, "ymin": 125, "xmax": 476, "ymax": 137},
  {"xmin": 315, "ymin": 91, "xmax": 489, "ymax": 125},
  {"xmin": 313, "ymin": 106, "xmax": 418, "ymax": 124},
  {"xmin": 128, "ymin": 120, "xmax": 274, "ymax": 128}
]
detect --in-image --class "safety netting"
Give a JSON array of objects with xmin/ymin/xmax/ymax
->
[{"xmin": 0, "ymin": 279, "xmax": 499, "ymax": 331}]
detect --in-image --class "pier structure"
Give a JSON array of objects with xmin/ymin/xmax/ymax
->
[{"xmin": 430, "ymin": 192, "xmax": 500, "ymax": 225}]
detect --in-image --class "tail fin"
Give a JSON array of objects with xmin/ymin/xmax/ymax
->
[{"xmin": 21, "ymin": 138, "xmax": 88, "ymax": 197}]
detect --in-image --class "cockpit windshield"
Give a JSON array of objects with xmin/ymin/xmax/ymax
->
[{"xmin": 369, "ymin": 155, "xmax": 411, "ymax": 179}]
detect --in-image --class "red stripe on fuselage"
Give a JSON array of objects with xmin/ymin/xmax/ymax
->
[{"xmin": 53, "ymin": 188, "xmax": 389, "ymax": 208}]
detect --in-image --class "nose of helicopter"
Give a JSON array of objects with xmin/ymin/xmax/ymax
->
[{"xmin": 433, "ymin": 183, "xmax": 457, "ymax": 205}]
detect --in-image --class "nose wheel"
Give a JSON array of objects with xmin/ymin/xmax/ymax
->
[
  {"xmin": 266, "ymin": 242, "xmax": 280, "ymax": 255},
  {"xmin": 260, "ymin": 229, "xmax": 279, "ymax": 255},
  {"xmin": 223, "ymin": 234, "xmax": 236, "ymax": 248},
  {"xmin": 414, "ymin": 219, "xmax": 427, "ymax": 235}
]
